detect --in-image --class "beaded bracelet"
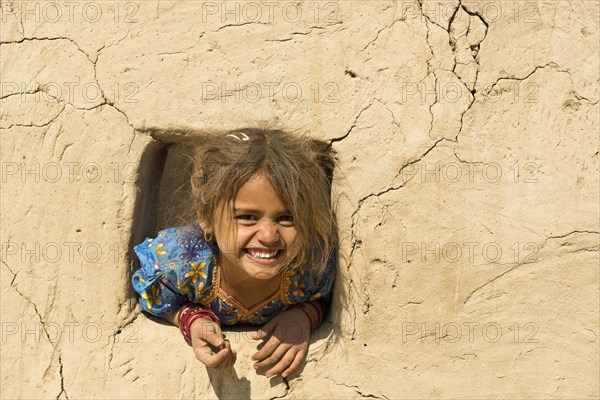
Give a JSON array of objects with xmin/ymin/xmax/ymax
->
[
  {"xmin": 177, "ymin": 304, "xmax": 221, "ymax": 346},
  {"xmin": 289, "ymin": 301, "xmax": 324, "ymax": 332}
]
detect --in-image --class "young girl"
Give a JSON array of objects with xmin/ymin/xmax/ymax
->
[{"xmin": 131, "ymin": 127, "xmax": 338, "ymax": 379}]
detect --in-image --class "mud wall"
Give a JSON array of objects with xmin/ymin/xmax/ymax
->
[{"xmin": 1, "ymin": 1, "xmax": 598, "ymax": 398}]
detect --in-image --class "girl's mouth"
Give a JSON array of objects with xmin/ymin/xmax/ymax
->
[{"xmin": 243, "ymin": 248, "xmax": 284, "ymax": 264}]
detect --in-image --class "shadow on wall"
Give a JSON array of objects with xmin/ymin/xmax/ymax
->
[
  {"xmin": 126, "ymin": 128, "xmax": 342, "ymax": 395},
  {"xmin": 125, "ymin": 131, "xmax": 201, "ymax": 316}
]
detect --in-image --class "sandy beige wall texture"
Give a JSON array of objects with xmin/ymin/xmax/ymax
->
[{"xmin": 1, "ymin": 0, "xmax": 599, "ymax": 399}]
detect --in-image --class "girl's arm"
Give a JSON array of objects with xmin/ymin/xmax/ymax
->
[
  {"xmin": 161, "ymin": 310, "xmax": 179, "ymax": 326},
  {"xmin": 159, "ymin": 304, "xmax": 218, "ymax": 328},
  {"xmin": 289, "ymin": 298, "xmax": 329, "ymax": 332}
]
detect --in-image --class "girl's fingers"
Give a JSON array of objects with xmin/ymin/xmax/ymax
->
[
  {"xmin": 265, "ymin": 348, "xmax": 298, "ymax": 378},
  {"xmin": 207, "ymin": 347, "xmax": 232, "ymax": 369},
  {"xmin": 193, "ymin": 339, "xmax": 230, "ymax": 368},
  {"xmin": 252, "ymin": 335, "xmax": 281, "ymax": 362},
  {"xmin": 193, "ymin": 344, "xmax": 216, "ymax": 366},
  {"xmin": 254, "ymin": 343, "xmax": 289, "ymax": 370},
  {"xmin": 224, "ymin": 348, "xmax": 237, "ymax": 370},
  {"xmin": 281, "ymin": 349, "xmax": 305, "ymax": 378},
  {"xmin": 211, "ymin": 340, "xmax": 233, "ymax": 370},
  {"xmin": 213, "ymin": 352, "xmax": 231, "ymax": 370}
]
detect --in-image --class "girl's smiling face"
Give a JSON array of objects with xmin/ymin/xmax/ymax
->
[{"xmin": 212, "ymin": 173, "xmax": 298, "ymax": 282}]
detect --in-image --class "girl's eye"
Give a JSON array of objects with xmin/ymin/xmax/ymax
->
[
  {"xmin": 279, "ymin": 215, "xmax": 294, "ymax": 224},
  {"xmin": 236, "ymin": 215, "xmax": 256, "ymax": 221}
]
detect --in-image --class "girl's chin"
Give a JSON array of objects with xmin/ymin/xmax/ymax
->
[
  {"xmin": 242, "ymin": 258, "xmax": 283, "ymax": 279},
  {"xmin": 249, "ymin": 272, "xmax": 280, "ymax": 280}
]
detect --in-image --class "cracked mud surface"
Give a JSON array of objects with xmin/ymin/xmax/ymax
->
[{"xmin": 1, "ymin": 1, "xmax": 598, "ymax": 398}]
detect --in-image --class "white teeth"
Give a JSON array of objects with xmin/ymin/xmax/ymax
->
[{"xmin": 247, "ymin": 249, "xmax": 279, "ymax": 259}]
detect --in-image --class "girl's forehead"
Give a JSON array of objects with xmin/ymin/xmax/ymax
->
[
  {"xmin": 236, "ymin": 174, "xmax": 277, "ymax": 196},
  {"xmin": 227, "ymin": 175, "xmax": 291, "ymax": 212}
]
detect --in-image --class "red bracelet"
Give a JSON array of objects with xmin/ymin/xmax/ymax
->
[{"xmin": 177, "ymin": 304, "xmax": 221, "ymax": 346}]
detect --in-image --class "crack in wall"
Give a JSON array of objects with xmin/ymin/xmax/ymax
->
[
  {"xmin": 350, "ymin": 137, "xmax": 446, "ymax": 221},
  {"xmin": 2, "ymin": 89, "xmax": 135, "ymax": 130},
  {"xmin": 359, "ymin": 16, "xmax": 405, "ymax": 54},
  {"xmin": 94, "ymin": 31, "xmax": 130, "ymax": 64},
  {"xmin": 483, "ymin": 60, "xmax": 598, "ymax": 105},
  {"xmin": 486, "ymin": 62, "xmax": 559, "ymax": 95},
  {"xmin": 0, "ymin": 36, "xmax": 92, "ymax": 62},
  {"xmin": 325, "ymin": 377, "xmax": 390, "ymax": 399},
  {"xmin": 416, "ymin": 0, "xmax": 453, "ymax": 32},
  {"xmin": 0, "ymin": 94, "xmax": 66, "ymax": 129},
  {"xmin": 57, "ymin": 356, "xmax": 67, "ymax": 399},
  {"xmin": 341, "ymin": 135, "xmax": 446, "ymax": 339},
  {"xmin": 329, "ymin": 72, "xmax": 453, "ymax": 337},
  {"xmin": 464, "ymin": 230, "xmax": 599, "ymax": 304},
  {"xmin": 452, "ymin": 3, "xmax": 487, "ymax": 135},
  {"xmin": 419, "ymin": 0, "xmax": 489, "ymax": 142},
  {"xmin": 539, "ymin": 230, "xmax": 600, "ymax": 249},
  {"xmin": 105, "ymin": 312, "xmax": 141, "ymax": 377},
  {"xmin": 329, "ymin": 98, "xmax": 376, "ymax": 144},
  {"xmin": 265, "ymin": 27, "xmax": 329, "ymax": 42},
  {"xmin": 268, "ymin": 377, "xmax": 290, "ymax": 400},
  {"xmin": 1, "ymin": 261, "xmax": 69, "ymax": 399},
  {"xmin": 216, "ymin": 21, "xmax": 268, "ymax": 31},
  {"xmin": 333, "ymin": 0, "xmax": 490, "ymax": 342},
  {"xmin": 1, "ymin": 36, "xmax": 136, "ymax": 131},
  {"xmin": 1, "ymin": 35, "xmax": 139, "ymax": 397}
]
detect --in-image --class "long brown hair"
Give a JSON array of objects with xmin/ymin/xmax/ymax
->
[{"xmin": 189, "ymin": 126, "xmax": 338, "ymax": 275}]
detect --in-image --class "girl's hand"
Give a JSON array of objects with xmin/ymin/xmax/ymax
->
[
  {"xmin": 251, "ymin": 308, "xmax": 311, "ymax": 378},
  {"xmin": 189, "ymin": 318, "xmax": 237, "ymax": 370}
]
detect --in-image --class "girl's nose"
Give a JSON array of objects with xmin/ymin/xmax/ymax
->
[{"xmin": 257, "ymin": 223, "xmax": 280, "ymax": 243}]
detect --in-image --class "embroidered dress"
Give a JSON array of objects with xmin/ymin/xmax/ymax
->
[{"xmin": 131, "ymin": 225, "xmax": 336, "ymax": 326}]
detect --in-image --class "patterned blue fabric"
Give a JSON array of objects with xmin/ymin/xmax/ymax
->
[{"xmin": 131, "ymin": 225, "xmax": 336, "ymax": 326}]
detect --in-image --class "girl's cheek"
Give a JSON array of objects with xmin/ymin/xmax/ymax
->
[
  {"xmin": 287, "ymin": 232, "xmax": 299, "ymax": 245},
  {"xmin": 235, "ymin": 228, "xmax": 253, "ymax": 243}
]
